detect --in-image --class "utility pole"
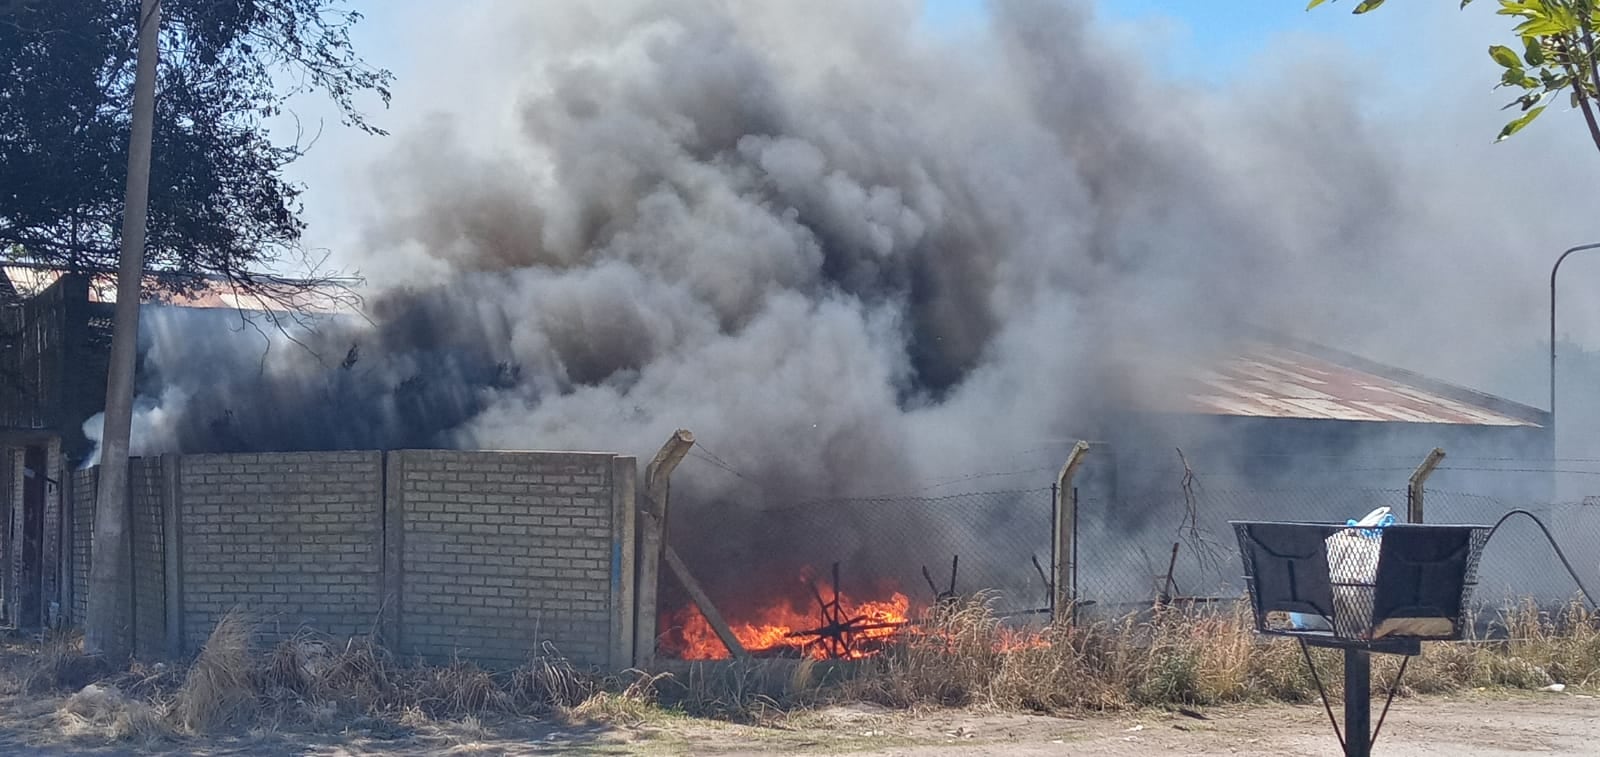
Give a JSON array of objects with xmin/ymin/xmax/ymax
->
[{"xmin": 86, "ymin": 0, "xmax": 161, "ymax": 659}]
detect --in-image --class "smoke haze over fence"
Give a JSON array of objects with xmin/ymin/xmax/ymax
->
[{"xmin": 79, "ymin": 0, "xmax": 1600, "ymax": 610}]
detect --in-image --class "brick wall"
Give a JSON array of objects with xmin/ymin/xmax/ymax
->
[
  {"xmin": 390, "ymin": 450, "xmax": 635, "ymax": 669},
  {"xmin": 57, "ymin": 448, "xmax": 637, "ymax": 670},
  {"xmin": 177, "ymin": 452, "xmax": 384, "ymax": 650},
  {"xmin": 69, "ymin": 466, "xmax": 97, "ymax": 624},
  {"xmin": 129, "ymin": 458, "xmax": 165, "ymax": 658}
]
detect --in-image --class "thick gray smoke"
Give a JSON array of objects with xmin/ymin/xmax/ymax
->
[{"xmin": 101, "ymin": 0, "xmax": 1596, "ymax": 615}]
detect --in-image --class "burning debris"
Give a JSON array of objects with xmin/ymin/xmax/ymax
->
[
  {"xmin": 659, "ymin": 555, "xmax": 1052, "ymax": 661},
  {"xmin": 662, "ymin": 563, "xmax": 915, "ymax": 661}
]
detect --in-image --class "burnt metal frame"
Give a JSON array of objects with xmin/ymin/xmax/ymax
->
[{"xmin": 785, "ymin": 562, "xmax": 908, "ymax": 658}]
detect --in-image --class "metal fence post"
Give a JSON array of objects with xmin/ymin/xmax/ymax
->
[
  {"xmin": 1052, "ymin": 441, "xmax": 1090, "ymax": 623},
  {"xmin": 1407, "ymin": 449, "xmax": 1445, "ymax": 524}
]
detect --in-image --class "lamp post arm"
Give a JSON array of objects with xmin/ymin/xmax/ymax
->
[{"xmin": 1550, "ymin": 243, "xmax": 1600, "ymax": 421}]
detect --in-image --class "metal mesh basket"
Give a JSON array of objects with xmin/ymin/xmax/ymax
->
[{"xmin": 1232, "ymin": 521, "xmax": 1490, "ymax": 643}]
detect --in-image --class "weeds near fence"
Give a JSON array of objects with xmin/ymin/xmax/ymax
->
[
  {"xmin": 5, "ymin": 598, "xmax": 1598, "ymax": 745},
  {"xmin": 843, "ymin": 597, "xmax": 1600, "ymax": 712}
]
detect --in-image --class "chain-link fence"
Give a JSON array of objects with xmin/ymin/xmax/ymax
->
[
  {"xmin": 662, "ymin": 487, "xmax": 1055, "ymax": 657},
  {"xmin": 663, "ymin": 452, "xmax": 1600, "ymax": 658},
  {"xmin": 1430, "ymin": 491, "xmax": 1600, "ymax": 606},
  {"xmin": 1074, "ymin": 483, "xmax": 1599, "ymax": 612},
  {"xmin": 1075, "ymin": 484, "xmax": 1408, "ymax": 610}
]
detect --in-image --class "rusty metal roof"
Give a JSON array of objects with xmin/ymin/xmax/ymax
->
[{"xmin": 1157, "ymin": 340, "xmax": 1542, "ymax": 428}]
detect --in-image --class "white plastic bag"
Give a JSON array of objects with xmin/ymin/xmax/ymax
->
[
  {"xmin": 1290, "ymin": 507, "xmax": 1393, "ymax": 633},
  {"xmin": 1326, "ymin": 507, "xmax": 1392, "ymax": 636}
]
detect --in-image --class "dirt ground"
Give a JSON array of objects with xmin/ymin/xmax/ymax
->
[{"xmin": 1, "ymin": 688, "xmax": 1597, "ymax": 756}]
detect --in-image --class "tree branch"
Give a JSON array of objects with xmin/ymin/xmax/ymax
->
[
  {"xmin": 1582, "ymin": 13, "xmax": 1600, "ymax": 154},
  {"xmin": 1560, "ymin": 37, "xmax": 1600, "ymax": 155}
]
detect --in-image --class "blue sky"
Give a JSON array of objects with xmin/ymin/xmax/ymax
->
[
  {"xmin": 326, "ymin": 1, "xmax": 1400, "ymax": 102},
  {"xmin": 921, "ymin": 0, "xmax": 1389, "ymax": 82}
]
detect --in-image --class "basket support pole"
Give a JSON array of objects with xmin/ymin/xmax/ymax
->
[{"xmin": 1343, "ymin": 647, "xmax": 1372, "ymax": 757}]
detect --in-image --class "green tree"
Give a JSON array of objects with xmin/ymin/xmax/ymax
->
[
  {"xmin": 1311, "ymin": 0, "xmax": 1600, "ymax": 153},
  {"xmin": 0, "ymin": 0, "xmax": 391, "ymax": 295}
]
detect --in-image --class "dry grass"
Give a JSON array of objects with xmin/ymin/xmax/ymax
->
[
  {"xmin": 19, "ymin": 629, "xmax": 112, "ymax": 694},
  {"xmin": 173, "ymin": 608, "xmax": 258, "ymax": 733},
  {"xmin": 840, "ymin": 597, "xmax": 1600, "ymax": 713},
  {"xmin": 57, "ymin": 683, "xmax": 168, "ymax": 747},
  {"xmin": 13, "ymin": 597, "xmax": 1599, "ymax": 745},
  {"xmin": 571, "ymin": 671, "xmax": 674, "ymax": 725}
]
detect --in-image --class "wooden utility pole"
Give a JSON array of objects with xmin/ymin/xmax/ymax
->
[{"xmin": 87, "ymin": 0, "xmax": 160, "ymax": 659}]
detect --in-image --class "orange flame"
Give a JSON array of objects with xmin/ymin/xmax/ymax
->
[{"xmin": 664, "ymin": 582, "xmax": 914, "ymax": 660}]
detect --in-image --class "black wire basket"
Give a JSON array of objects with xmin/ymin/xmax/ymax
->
[{"xmin": 1232, "ymin": 521, "xmax": 1491, "ymax": 644}]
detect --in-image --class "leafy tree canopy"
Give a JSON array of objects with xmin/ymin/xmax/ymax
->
[
  {"xmin": 1311, "ymin": 0, "xmax": 1600, "ymax": 153},
  {"xmin": 0, "ymin": 0, "xmax": 391, "ymax": 292}
]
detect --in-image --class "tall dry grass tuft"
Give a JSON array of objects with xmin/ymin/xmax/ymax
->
[
  {"xmin": 409, "ymin": 656, "xmax": 515, "ymax": 718},
  {"xmin": 260, "ymin": 630, "xmax": 406, "ymax": 715},
  {"xmin": 172, "ymin": 608, "xmax": 258, "ymax": 733},
  {"xmin": 509, "ymin": 644, "xmax": 597, "ymax": 713},
  {"xmin": 1493, "ymin": 600, "xmax": 1600, "ymax": 688},
  {"xmin": 20, "ymin": 629, "xmax": 112, "ymax": 694},
  {"xmin": 571, "ymin": 670, "xmax": 672, "ymax": 724}
]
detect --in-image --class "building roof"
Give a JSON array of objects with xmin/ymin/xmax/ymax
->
[
  {"xmin": 1152, "ymin": 339, "xmax": 1545, "ymax": 428},
  {"xmin": 2, "ymin": 264, "xmax": 358, "ymax": 315},
  {"xmin": 3, "ymin": 266, "xmax": 1545, "ymax": 429}
]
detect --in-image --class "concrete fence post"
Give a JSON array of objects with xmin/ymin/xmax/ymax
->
[
  {"xmin": 633, "ymin": 430, "xmax": 749, "ymax": 665},
  {"xmin": 1051, "ymin": 441, "xmax": 1091, "ymax": 623},
  {"xmin": 634, "ymin": 429, "xmax": 694, "ymax": 667},
  {"xmin": 1407, "ymin": 448, "xmax": 1446, "ymax": 524},
  {"xmin": 609, "ymin": 455, "xmax": 637, "ymax": 671},
  {"xmin": 381, "ymin": 451, "xmax": 404, "ymax": 653}
]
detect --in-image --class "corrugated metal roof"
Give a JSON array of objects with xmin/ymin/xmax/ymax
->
[
  {"xmin": 2, "ymin": 265, "xmax": 355, "ymax": 315},
  {"xmin": 1154, "ymin": 341, "xmax": 1539, "ymax": 428}
]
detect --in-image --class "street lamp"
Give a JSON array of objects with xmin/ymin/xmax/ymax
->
[{"xmin": 1549, "ymin": 242, "xmax": 1600, "ymax": 424}]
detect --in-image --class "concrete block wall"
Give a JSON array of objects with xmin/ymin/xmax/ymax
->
[
  {"xmin": 389, "ymin": 450, "xmax": 636, "ymax": 669},
  {"xmin": 58, "ymin": 448, "xmax": 637, "ymax": 670},
  {"xmin": 177, "ymin": 452, "xmax": 385, "ymax": 650}
]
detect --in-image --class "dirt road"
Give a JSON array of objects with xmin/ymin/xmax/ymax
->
[
  {"xmin": 823, "ymin": 693, "xmax": 1600, "ymax": 756},
  {"xmin": 1, "ymin": 690, "xmax": 1595, "ymax": 755}
]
